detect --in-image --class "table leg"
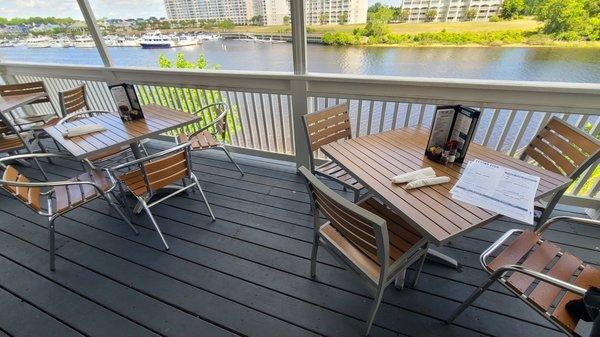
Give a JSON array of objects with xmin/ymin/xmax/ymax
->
[
  {"xmin": 394, "ymin": 270, "xmax": 406, "ymax": 290},
  {"xmin": 129, "ymin": 142, "xmax": 143, "ymax": 159},
  {"xmin": 426, "ymin": 248, "xmax": 462, "ymax": 270}
]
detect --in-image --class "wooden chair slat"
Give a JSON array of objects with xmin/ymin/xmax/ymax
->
[
  {"xmin": 1, "ymin": 166, "xmax": 41, "ymax": 211},
  {"xmin": 538, "ymin": 128, "xmax": 588, "ymax": 165},
  {"xmin": 506, "ymin": 241, "xmax": 561, "ymax": 293},
  {"xmin": 552, "ymin": 266, "xmax": 600, "ymax": 331},
  {"xmin": 0, "ymin": 81, "xmax": 51, "ymax": 104},
  {"xmin": 304, "ymin": 104, "xmax": 351, "ymax": 152},
  {"xmin": 524, "ymin": 147, "xmax": 564, "ymax": 175},
  {"xmin": 529, "ymin": 137, "xmax": 577, "ymax": 176},
  {"xmin": 528, "ymin": 252, "xmax": 582, "ymax": 311},
  {"xmin": 59, "ymin": 85, "xmax": 89, "ymax": 115},
  {"xmin": 547, "ymin": 118, "xmax": 600, "ymax": 155},
  {"xmin": 487, "ymin": 230, "xmax": 539, "ymax": 271},
  {"xmin": 304, "ymin": 104, "xmax": 349, "ymax": 124}
]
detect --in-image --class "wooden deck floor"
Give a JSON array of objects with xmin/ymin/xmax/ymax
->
[{"xmin": 0, "ymin": 140, "xmax": 598, "ymax": 337}]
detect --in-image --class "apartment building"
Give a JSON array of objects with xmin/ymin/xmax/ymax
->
[
  {"xmin": 164, "ymin": 0, "xmax": 255, "ymax": 24},
  {"xmin": 400, "ymin": 0, "xmax": 503, "ymax": 22},
  {"xmin": 305, "ymin": 0, "xmax": 368, "ymax": 25},
  {"xmin": 164, "ymin": 0, "xmax": 368, "ymax": 25}
]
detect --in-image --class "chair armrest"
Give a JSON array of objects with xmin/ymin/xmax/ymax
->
[
  {"xmin": 480, "ymin": 229, "xmax": 524, "ymax": 271},
  {"xmin": 536, "ymin": 216, "xmax": 600, "ymax": 234},
  {"xmin": 492, "ymin": 264, "xmax": 587, "ymax": 296}
]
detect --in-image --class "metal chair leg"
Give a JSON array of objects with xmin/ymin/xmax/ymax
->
[
  {"xmin": 310, "ymin": 233, "xmax": 319, "ymax": 278},
  {"xmin": 32, "ymin": 157, "xmax": 49, "ymax": 181},
  {"xmin": 48, "ymin": 217, "xmax": 56, "ymax": 271},
  {"xmin": 446, "ymin": 274, "xmax": 498, "ymax": 324},
  {"xmin": 191, "ymin": 174, "xmax": 216, "ymax": 220},
  {"xmin": 411, "ymin": 250, "xmax": 428, "ymax": 288},
  {"xmin": 220, "ymin": 146, "xmax": 244, "ymax": 176},
  {"xmin": 103, "ymin": 193, "xmax": 138, "ymax": 235},
  {"xmin": 364, "ymin": 285, "xmax": 385, "ymax": 336},
  {"xmin": 140, "ymin": 199, "xmax": 170, "ymax": 250},
  {"xmin": 37, "ymin": 141, "xmax": 54, "ymax": 165}
]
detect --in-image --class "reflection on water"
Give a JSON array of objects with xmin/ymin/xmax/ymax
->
[{"xmin": 1, "ymin": 41, "xmax": 600, "ymax": 82}]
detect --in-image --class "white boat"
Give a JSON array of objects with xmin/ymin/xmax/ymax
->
[
  {"xmin": 50, "ymin": 37, "xmax": 74, "ymax": 48},
  {"xmin": 140, "ymin": 31, "xmax": 174, "ymax": 48},
  {"xmin": 26, "ymin": 36, "xmax": 52, "ymax": 48},
  {"xmin": 0, "ymin": 40, "xmax": 14, "ymax": 47},
  {"xmin": 198, "ymin": 33, "xmax": 221, "ymax": 41},
  {"xmin": 74, "ymin": 36, "xmax": 95, "ymax": 48},
  {"xmin": 173, "ymin": 35, "xmax": 199, "ymax": 47},
  {"xmin": 236, "ymin": 34, "xmax": 285, "ymax": 43},
  {"xmin": 104, "ymin": 35, "xmax": 140, "ymax": 47}
]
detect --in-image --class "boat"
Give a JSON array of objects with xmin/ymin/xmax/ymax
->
[
  {"xmin": 197, "ymin": 33, "xmax": 221, "ymax": 41},
  {"xmin": 50, "ymin": 37, "xmax": 74, "ymax": 48},
  {"xmin": 74, "ymin": 36, "xmax": 95, "ymax": 48},
  {"xmin": 236, "ymin": 34, "xmax": 285, "ymax": 43},
  {"xmin": 26, "ymin": 36, "xmax": 52, "ymax": 48},
  {"xmin": 173, "ymin": 35, "xmax": 199, "ymax": 47},
  {"xmin": 104, "ymin": 35, "xmax": 140, "ymax": 47},
  {"xmin": 0, "ymin": 40, "xmax": 14, "ymax": 47},
  {"xmin": 140, "ymin": 31, "xmax": 174, "ymax": 48}
]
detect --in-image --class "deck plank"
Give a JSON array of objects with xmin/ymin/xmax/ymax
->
[{"xmin": 0, "ymin": 140, "xmax": 597, "ymax": 337}]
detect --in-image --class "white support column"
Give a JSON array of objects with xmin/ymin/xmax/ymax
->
[
  {"xmin": 76, "ymin": 0, "xmax": 112, "ymax": 67},
  {"xmin": 290, "ymin": 0, "xmax": 311, "ymax": 169}
]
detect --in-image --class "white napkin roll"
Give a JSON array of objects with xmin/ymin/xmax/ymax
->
[
  {"xmin": 405, "ymin": 176, "xmax": 450, "ymax": 190},
  {"xmin": 392, "ymin": 167, "xmax": 436, "ymax": 184},
  {"xmin": 62, "ymin": 124, "xmax": 106, "ymax": 138}
]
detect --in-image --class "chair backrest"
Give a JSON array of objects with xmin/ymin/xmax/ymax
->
[
  {"xmin": 302, "ymin": 104, "xmax": 351, "ymax": 170},
  {"xmin": 191, "ymin": 102, "xmax": 229, "ymax": 140},
  {"xmin": 298, "ymin": 166, "xmax": 388, "ymax": 269},
  {"xmin": 0, "ymin": 112, "xmax": 29, "ymax": 153},
  {"xmin": 0, "ymin": 81, "xmax": 51, "ymax": 105},
  {"xmin": 1, "ymin": 164, "xmax": 42, "ymax": 212},
  {"xmin": 59, "ymin": 84, "xmax": 89, "ymax": 115},
  {"xmin": 117, "ymin": 144, "xmax": 192, "ymax": 197},
  {"xmin": 523, "ymin": 117, "xmax": 600, "ymax": 178},
  {"xmin": 57, "ymin": 110, "xmax": 111, "ymax": 125}
]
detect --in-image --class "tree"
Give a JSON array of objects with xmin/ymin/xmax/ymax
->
[
  {"xmin": 319, "ymin": 12, "xmax": 329, "ymax": 25},
  {"xmin": 425, "ymin": 9, "xmax": 437, "ymax": 22},
  {"xmin": 283, "ymin": 15, "xmax": 290, "ymax": 25},
  {"xmin": 501, "ymin": 0, "xmax": 526, "ymax": 19},
  {"xmin": 364, "ymin": 6, "xmax": 394, "ymax": 36},
  {"xmin": 465, "ymin": 9, "xmax": 477, "ymax": 21},
  {"xmin": 537, "ymin": 0, "xmax": 588, "ymax": 34},
  {"xmin": 217, "ymin": 20, "xmax": 235, "ymax": 29},
  {"xmin": 368, "ymin": 2, "xmax": 384, "ymax": 13},
  {"xmin": 338, "ymin": 11, "xmax": 349, "ymax": 25},
  {"xmin": 397, "ymin": 8, "xmax": 411, "ymax": 23},
  {"xmin": 249, "ymin": 15, "xmax": 263, "ymax": 26}
]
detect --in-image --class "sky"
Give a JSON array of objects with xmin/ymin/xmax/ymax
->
[{"xmin": 0, "ymin": 0, "xmax": 397, "ymax": 20}]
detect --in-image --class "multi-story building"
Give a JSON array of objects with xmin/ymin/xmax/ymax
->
[
  {"xmin": 305, "ymin": 0, "xmax": 368, "ymax": 25},
  {"xmin": 164, "ymin": 0, "xmax": 256, "ymax": 24},
  {"xmin": 399, "ymin": 0, "xmax": 503, "ymax": 23},
  {"xmin": 163, "ymin": 0, "xmax": 368, "ymax": 25}
]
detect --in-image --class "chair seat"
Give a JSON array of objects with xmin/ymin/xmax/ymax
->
[
  {"xmin": 319, "ymin": 197, "xmax": 423, "ymax": 282},
  {"xmin": 52, "ymin": 169, "xmax": 111, "ymax": 213},
  {"xmin": 179, "ymin": 132, "xmax": 219, "ymax": 150},
  {"xmin": 487, "ymin": 230, "xmax": 600, "ymax": 332},
  {"xmin": 0, "ymin": 134, "xmax": 28, "ymax": 152},
  {"xmin": 315, "ymin": 161, "xmax": 363, "ymax": 191}
]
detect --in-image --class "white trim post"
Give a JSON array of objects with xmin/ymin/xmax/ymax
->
[
  {"xmin": 76, "ymin": 0, "xmax": 113, "ymax": 67},
  {"xmin": 290, "ymin": 0, "xmax": 311, "ymax": 169}
]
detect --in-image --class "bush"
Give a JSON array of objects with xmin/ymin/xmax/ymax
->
[
  {"xmin": 489, "ymin": 15, "xmax": 501, "ymax": 22},
  {"xmin": 322, "ymin": 32, "xmax": 358, "ymax": 45}
]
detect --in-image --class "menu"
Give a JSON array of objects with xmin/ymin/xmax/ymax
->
[
  {"xmin": 425, "ymin": 105, "xmax": 480, "ymax": 163},
  {"xmin": 108, "ymin": 83, "xmax": 144, "ymax": 122}
]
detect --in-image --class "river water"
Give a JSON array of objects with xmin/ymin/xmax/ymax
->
[{"xmin": 2, "ymin": 40, "xmax": 600, "ymax": 82}]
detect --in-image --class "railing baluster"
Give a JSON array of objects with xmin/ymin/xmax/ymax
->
[
  {"xmin": 355, "ymin": 99, "xmax": 363, "ymax": 137},
  {"xmin": 508, "ymin": 110, "xmax": 534, "ymax": 156},
  {"xmin": 417, "ymin": 103, "xmax": 426, "ymax": 126},
  {"xmin": 231, "ymin": 91, "xmax": 248, "ymax": 148},
  {"xmin": 378, "ymin": 101, "xmax": 387, "ymax": 133},
  {"xmin": 404, "ymin": 103, "xmax": 412, "ymax": 127},
  {"xmin": 482, "ymin": 108, "xmax": 499, "ymax": 147},
  {"xmin": 495, "ymin": 109, "xmax": 517, "ymax": 152},
  {"xmin": 244, "ymin": 92, "xmax": 257, "ymax": 149},
  {"xmin": 287, "ymin": 94, "xmax": 294, "ymax": 154},
  {"xmin": 366, "ymin": 100, "xmax": 375, "ymax": 135},
  {"xmin": 277, "ymin": 94, "xmax": 286, "ymax": 153},
  {"xmin": 391, "ymin": 101, "xmax": 400, "ymax": 130}
]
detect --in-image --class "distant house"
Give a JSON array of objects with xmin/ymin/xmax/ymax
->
[
  {"xmin": 1, "ymin": 25, "xmax": 29, "ymax": 35},
  {"xmin": 68, "ymin": 21, "xmax": 88, "ymax": 33},
  {"xmin": 30, "ymin": 23, "xmax": 60, "ymax": 32}
]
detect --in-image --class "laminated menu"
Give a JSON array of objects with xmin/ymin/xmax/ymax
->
[
  {"xmin": 108, "ymin": 83, "xmax": 144, "ymax": 122},
  {"xmin": 425, "ymin": 105, "xmax": 480, "ymax": 164}
]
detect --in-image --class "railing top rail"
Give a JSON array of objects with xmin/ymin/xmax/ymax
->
[{"xmin": 2, "ymin": 61, "xmax": 600, "ymax": 113}]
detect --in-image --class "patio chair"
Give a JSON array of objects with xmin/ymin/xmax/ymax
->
[
  {"xmin": 447, "ymin": 216, "xmax": 600, "ymax": 336},
  {"xmin": 0, "ymin": 81, "xmax": 61, "ymax": 132},
  {"xmin": 302, "ymin": 103, "xmax": 364, "ymax": 202},
  {"xmin": 58, "ymin": 84, "xmax": 90, "ymax": 116},
  {"xmin": 57, "ymin": 110, "xmax": 148, "ymax": 169},
  {"xmin": 175, "ymin": 102, "xmax": 243, "ymax": 175},
  {"xmin": 0, "ymin": 112, "xmax": 50, "ymax": 180},
  {"xmin": 0, "ymin": 153, "xmax": 138, "ymax": 271},
  {"xmin": 110, "ymin": 142, "xmax": 215, "ymax": 250},
  {"xmin": 519, "ymin": 117, "xmax": 600, "ymax": 226},
  {"xmin": 299, "ymin": 166, "xmax": 429, "ymax": 336}
]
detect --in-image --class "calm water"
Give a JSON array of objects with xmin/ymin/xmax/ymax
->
[{"xmin": 2, "ymin": 40, "xmax": 600, "ymax": 82}]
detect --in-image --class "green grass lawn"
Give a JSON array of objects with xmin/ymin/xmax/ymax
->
[{"xmin": 224, "ymin": 18, "xmax": 542, "ymax": 35}]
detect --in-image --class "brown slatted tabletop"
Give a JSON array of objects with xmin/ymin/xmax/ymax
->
[
  {"xmin": 321, "ymin": 127, "xmax": 572, "ymax": 245},
  {"xmin": 44, "ymin": 104, "xmax": 200, "ymax": 160},
  {"xmin": 0, "ymin": 92, "xmax": 47, "ymax": 114}
]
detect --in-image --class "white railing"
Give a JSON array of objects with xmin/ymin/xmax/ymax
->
[{"xmin": 2, "ymin": 62, "xmax": 600, "ymax": 210}]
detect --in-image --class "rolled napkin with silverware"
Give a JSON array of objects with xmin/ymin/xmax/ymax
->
[
  {"xmin": 62, "ymin": 124, "xmax": 106, "ymax": 138},
  {"xmin": 405, "ymin": 176, "xmax": 450, "ymax": 190},
  {"xmin": 392, "ymin": 167, "xmax": 436, "ymax": 184}
]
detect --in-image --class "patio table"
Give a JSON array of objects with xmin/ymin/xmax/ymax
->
[
  {"xmin": 320, "ymin": 127, "xmax": 572, "ymax": 270},
  {"xmin": 43, "ymin": 104, "xmax": 200, "ymax": 161},
  {"xmin": 0, "ymin": 92, "xmax": 47, "ymax": 114}
]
